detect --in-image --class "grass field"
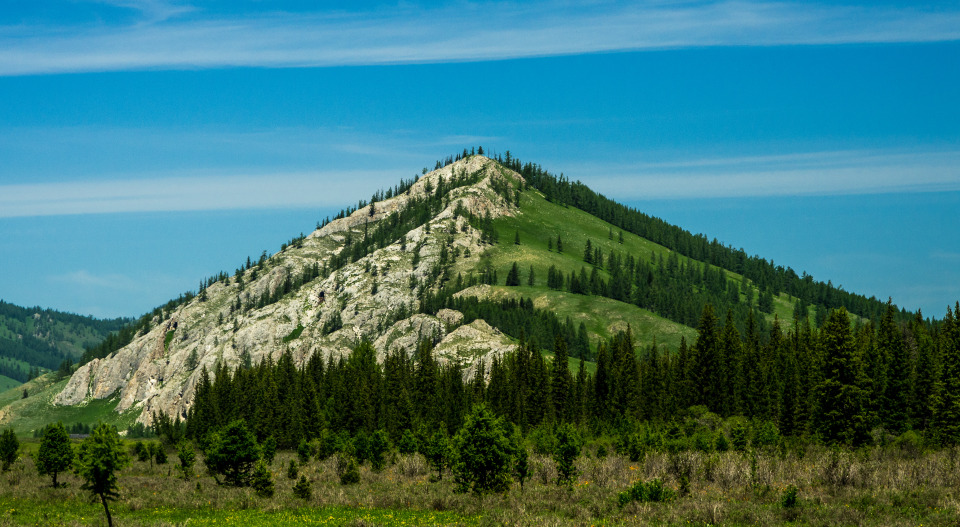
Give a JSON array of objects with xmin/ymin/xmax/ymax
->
[
  {"xmin": 0, "ymin": 375, "xmax": 19, "ymax": 393},
  {"xmin": 1, "ymin": 441, "xmax": 959, "ymax": 526},
  {"xmin": 0, "ymin": 374, "xmax": 139, "ymax": 436}
]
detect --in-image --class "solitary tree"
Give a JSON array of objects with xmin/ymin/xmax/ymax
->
[
  {"xmin": 37, "ymin": 422, "xmax": 73, "ymax": 488},
  {"xmin": 76, "ymin": 423, "xmax": 129, "ymax": 527},
  {"xmin": 176, "ymin": 440, "xmax": 195, "ymax": 480},
  {"xmin": 451, "ymin": 404, "xmax": 514, "ymax": 495},
  {"xmin": 0, "ymin": 428, "xmax": 18, "ymax": 471},
  {"xmin": 204, "ymin": 419, "xmax": 261, "ymax": 486},
  {"xmin": 554, "ymin": 423, "xmax": 581, "ymax": 487}
]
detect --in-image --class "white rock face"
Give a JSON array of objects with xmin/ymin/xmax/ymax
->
[{"xmin": 53, "ymin": 156, "xmax": 524, "ymax": 425}]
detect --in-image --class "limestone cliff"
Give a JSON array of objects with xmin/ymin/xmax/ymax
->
[{"xmin": 53, "ymin": 156, "xmax": 523, "ymax": 425}]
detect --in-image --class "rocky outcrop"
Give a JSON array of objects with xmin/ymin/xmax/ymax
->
[{"xmin": 53, "ymin": 156, "xmax": 523, "ymax": 425}]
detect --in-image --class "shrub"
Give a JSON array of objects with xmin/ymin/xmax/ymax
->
[
  {"xmin": 297, "ymin": 439, "xmax": 312, "ymax": 464},
  {"xmin": 176, "ymin": 441, "xmax": 195, "ymax": 479},
  {"xmin": 203, "ymin": 420, "xmax": 261, "ymax": 487},
  {"xmin": 337, "ymin": 454, "xmax": 360, "ymax": 485},
  {"xmin": 0, "ymin": 428, "xmax": 19, "ymax": 471},
  {"xmin": 37, "ymin": 422, "xmax": 74, "ymax": 488},
  {"xmin": 261, "ymin": 436, "xmax": 276, "ymax": 465},
  {"xmin": 451, "ymin": 404, "xmax": 513, "ymax": 495},
  {"xmin": 617, "ymin": 478, "xmax": 676, "ymax": 507},
  {"xmin": 554, "ymin": 423, "xmax": 581, "ymax": 487},
  {"xmin": 151, "ymin": 442, "xmax": 167, "ymax": 465},
  {"xmin": 292, "ymin": 475, "xmax": 312, "ymax": 500},
  {"xmin": 398, "ymin": 429, "xmax": 419, "ymax": 454},
  {"xmin": 286, "ymin": 460, "xmax": 298, "ymax": 480},
  {"xmin": 369, "ymin": 429, "xmax": 391, "ymax": 472},
  {"xmin": 133, "ymin": 441, "xmax": 151, "ymax": 462},
  {"xmin": 251, "ymin": 460, "xmax": 274, "ymax": 498},
  {"xmin": 780, "ymin": 484, "xmax": 799, "ymax": 508}
]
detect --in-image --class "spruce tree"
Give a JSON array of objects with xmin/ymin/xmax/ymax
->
[
  {"xmin": 451, "ymin": 404, "xmax": 513, "ymax": 495},
  {"xmin": 76, "ymin": 423, "xmax": 129, "ymax": 527},
  {"xmin": 933, "ymin": 303, "xmax": 960, "ymax": 445},
  {"xmin": 814, "ymin": 308, "xmax": 872, "ymax": 446},
  {"xmin": 37, "ymin": 422, "xmax": 73, "ymax": 488},
  {"xmin": 0, "ymin": 428, "xmax": 18, "ymax": 472}
]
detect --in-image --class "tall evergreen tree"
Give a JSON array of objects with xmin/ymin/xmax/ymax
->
[{"xmin": 814, "ymin": 308, "xmax": 872, "ymax": 446}]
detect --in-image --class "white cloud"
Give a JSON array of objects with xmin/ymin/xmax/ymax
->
[
  {"xmin": 0, "ymin": 170, "xmax": 398, "ymax": 217},
  {"xmin": 0, "ymin": 1, "xmax": 958, "ymax": 75},
  {"xmin": 50, "ymin": 269, "xmax": 139, "ymax": 290},
  {"xmin": 575, "ymin": 149, "xmax": 960, "ymax": 199}
]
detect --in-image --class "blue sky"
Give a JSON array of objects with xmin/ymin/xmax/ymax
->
[{"xmin": 0, "ymin": 0, "xmax": 958, "ymax": 319}]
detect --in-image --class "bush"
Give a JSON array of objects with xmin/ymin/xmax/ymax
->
[
  {"xmin": 554, "ymin": 423, "xmax": 581, "ymax": 486},
  {"xmin": 37, "ymin": 422, "xmax": 74, "ymax": 488},
  {"xmin": 133, "ymin": 441, "xmax": 150, "ymax": 462},
  {"xmin": 292, "ymin": 475, "xmax": 312, "ymax": 500},
  {"xmin": 529, "ymin": 426, "xmax": 556, "ymax": 456},
  {"xmin": 617, "ymin": 478, "xmax": 676, "ymax": 507},
  {"xmin": 398, "ymin": 429, "xmax": 419, "ymax": 454},
  {"xmin": 316, "ymin": 429, "xmax": 337, "ymax": 461},
  {"xmin": 451, "ymin": 404, "xmax": 513, "ymax": 495},
  {"xmin": 297, "ymin": 439, "xmax": 312, "ymax": 464},
  {"xmin": 780, "ymin": 484, "xmax": 799, "ymax": 508},
  {"xmin": 203, "ymin": 420, "xmax": 261, "ymax": 487},
  {"xmin": 337, "ymin": 454, "xmax": 360, "ymax": 485},
  {"xmin": 286, "ymin": 460, "xmax": 298, "ymax": 480},
  {"xmin": 251, "ymin": 460, "xmax": 274, "ymax": 498},
  {"xmin": 151, "ymin": 442, "xmax": 167, "ymax": 465},
  {"xmin": 369, "ymin": 429, "xmax": 391, "ymax": 472},
  {"xmin": 176, "ymin": 441, "xmax": 195, "ymax": 479},
  {"xmin": 261, "ymin": 436, "xmax": 276, "ymax": 465},
  {"xmin": 0, "ymin": 428, "xmax": 19, "ymax": 471},
  {"xmin": 729, "ymin": 418, "xmax": 750, "ymax": 451}
]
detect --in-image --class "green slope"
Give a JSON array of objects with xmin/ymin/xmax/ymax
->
[{"xmin": 455, "ymin": 182, "xmax": 812, "ymax": 353}]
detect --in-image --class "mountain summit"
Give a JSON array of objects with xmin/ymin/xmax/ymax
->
[{"xmin": 54, "ymin": 156, "xmax": 522, "ymax": 425}]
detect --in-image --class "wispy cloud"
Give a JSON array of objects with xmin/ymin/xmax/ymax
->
[
  {"xmin": 0, "ymin": 170, "xmax": 401, "ymax": 218},
  {"xmin": 50, "ymin": 269, "xmax": 140, "ymax": 290},
  {"xmin": 576, "ymin": 149, "xmax": 960, "ymax": 199},
  {"xmin": 1, "ymin": 1, "xmax": 958, "ymax": 75}
]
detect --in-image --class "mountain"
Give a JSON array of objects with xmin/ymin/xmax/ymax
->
[
  {"xmin": 0, "ymin": 301, "xmax": 128, "ymax": 389},
  {"xmin": 0, "ymin": 152, "xmax": 911, "ymax": 433}
]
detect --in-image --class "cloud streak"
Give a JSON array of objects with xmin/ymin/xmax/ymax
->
[
  {"xmin": 568, "ymin": 149, "xmax": 960, "ymax": 200},
  {"xmin": 1, "ymin": 1, "xmax": 959, "ymax": 75},
  {"xmin": 1, "ymin": 148, "xmax": 957, "ymax": 217},
  {"xmin": 0, "ymin": 170, "xmax": 399, "ymax": 218}
]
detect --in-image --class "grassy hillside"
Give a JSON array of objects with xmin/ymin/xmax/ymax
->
[
  {"xmin": 0, "ymin": 300, "xmax": 129, "ymax": 384},
  {"xmin": 0, "ymin": 373, "xmax": 137, "ymax": 435},
  {"xmin": 456, "ymin": 184, "xmax": 807, "ymax": 354}
]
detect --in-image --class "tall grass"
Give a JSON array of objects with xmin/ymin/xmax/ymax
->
[{"xmin": 2, "ymin": 443, "xmax": 959, "ymax": 526}]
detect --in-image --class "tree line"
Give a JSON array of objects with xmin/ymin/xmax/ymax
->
[{"xmin": 177, "ymin": 299, "xmax": 960, "ymax": 451}]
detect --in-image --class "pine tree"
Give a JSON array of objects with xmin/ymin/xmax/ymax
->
[
  {"xmin": 514, "ymin": 230, "xmax": 521, "ymax": 245},
  {"xmin": 76, "ymin": 423, "xmax": 129, "ymax": 527},
  {"xmin": 505, "ymin": 262, "xmax": 521, "ymax": 286},
  {"xmin": 933, "ymin": 303, "xmax": 960, "ymax": 445},
  {"xmin": 527, "ymin": 265, "xmax": 535, "ymax": 287},
  {"xmin": 550, "ymin": 336, "xmax": 572, "ymax": 422},
  {"xmin": 878, "ymin": 300, "xmax": 910, "ymax": 432},
  {"xmin": 692, "ymin": 305, "xmax": 722, "ymax": 411},
  {"xmin": 451, "ymin": 404, "xmax": 513, "ymax": 495},
  {"xmin": 0, "ymin": 428, "xmax": 18, "ymax": 472},
  {"xmin": 814, "ymin": 308, "xmax": 872, "ymax": 446},
  {"xmin": 37, "ymin": 422, "xmax": 73, "ymax": 488}
]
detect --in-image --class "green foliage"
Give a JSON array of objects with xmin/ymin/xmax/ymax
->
[
  {"xmin": 617, "ymin": 478, "xmax": 676, "ymax": 507},
  {"xmin": 261, "ymin": 436, "xmax": 276, "ymax": 465},
  {"xmin": 297, "ymin": 438, "xmax": 312, "ymax": 463},
  {"xmin": 398, "ymin": 428, "xmax": 419, "ymax": 454},
  {"xmin": 37, "ymin": 422, "xmax": 73, "ymax": 488},
  {"xmin": 151, "ymin": 442, "xmax": 167, "ymax": 465},
  {"xmin": 815, "ymin": 308, "xmax": 872, "ymax": 446},
  {"xmin": 368, "ymin": 429, "xmax": 391, "ymax": 472},
  {"xmin": 0, "ymin": 428, "xmax": 18, "ymax": 471},
  {"xmin": 286, "ymin": 460, "xmax": 298, "ymax": 480},
  {"xmin": 451, "ymin": 404, "xmax": 514, "ymax": 495},
  {"xmin": 423, "ymin": 430, "xmax": 449, "ymax": 481},
  {"xmin": 76, "ymin": 423, "xmax": 129, "ymax": 527},
  {"xmin": 553, "ymin": 423, "xmax": 581, "ymax": 486},
  {"xmin": 133, "ymin": 440, "xmax": 150, "ymax": 462},
  {"xmin": 251, "ymin": 460, "xmax": 275, "ymax": 498},
  {"xmin": 282, "ymin": 324, "xmax": 304, "ymax": 343},
  {"xmin": 175, "ymin": 440, "xmax": 195, "ymax": 479},
  {"xmin": 292, "ymin": 475, "xmax": 312, "ymax": 499},
  {"xmin": 203, "ymin": 420, "xmax": 261, "ymax": 487},
  {"xmin": 336, "ymin": 454, "xmax": 360, "ymax": 485},
  {"xmin": 780, "ymin": 484, "xmax": 799, "ymax": 508},
  {"xmin": 514, "ymin": 444, "xmax": 529, "ymax": 491}
]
